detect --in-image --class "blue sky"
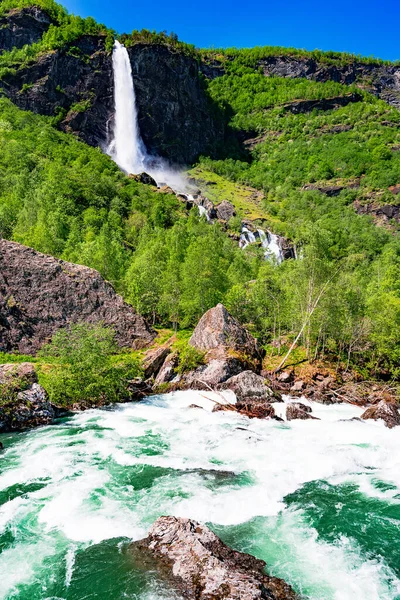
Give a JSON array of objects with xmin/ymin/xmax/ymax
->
[{"xmin": 62, "ymin": 0, "xmax": 399, "ymax": 61}]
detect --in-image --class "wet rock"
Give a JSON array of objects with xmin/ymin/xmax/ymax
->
[
  {"xmin": 215, "ymin": 200, "xmax": 236, "ymax": 221},
  {"xmin": 157, "ymin": 185, "xmax": 175, "ymax": 194},
  {"xmin": 188, "ymin": 404, "xmax": 204, "ymax": 410},
  {"xmin": 220, "ymin": 370, "xmax": 278, "ymax": 402},
  {"xmin": 189, "ymin": 304, "xmax": 260, "ymax": 362},
  {"xmin": 361, "ymin": 400, "xmax": 400, "ymax": 429},
  {"xmin": 215, "ymin": 401, "xmax": 277, "ymax": 419},
  {"xmin": 184, "ymin": 357, "xmax": 245, "ymax": 388},
  {"xmin": 127, "ymin": 378, "xmax": 153, "ymax": 400},
  {"xmin": 131, "ymin": 516, "xmax": 299, "ymax": 600},
  {"xmin": 153, "ymin": 353, "xmax": 179, "ymax": 387},
  {"xmin": 142, "ymin": 346, "xmax": 171, "ymax": 379},
  {"xmin": 286, "ymin": 402, "xmax": 317, "ymax": 421},
  {"xmin": 0, "ymin": 239, "xmax": 155, "ymax": 354},
  {"xmin": 129, "ymin": 172, "xmax": 157, "ymax": 186}
]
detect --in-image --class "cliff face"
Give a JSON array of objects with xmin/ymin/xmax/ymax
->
[
  {"xmin": 201, "ymin": 56, "xmax": 400, "ymax": 109},
  {"xmin": 0, "ymin": 7, "xmax": 52, "ymax": 53},
  {"xmin": 0, "ymin": 239, "xmax": 156, "ymax": 354},
  {"xmin": 0, "ymin": 30, "xmax": 223, "ymax": 163}
]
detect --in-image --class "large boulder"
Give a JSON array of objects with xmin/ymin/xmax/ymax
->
[
  {"xmin": 215, "ymin": 200, "xmax": 236, "ymax": 221},
  {"xmin": 0, "ymin": 363, "xmax": 56, "ymax": 432},
  {"xmin": 142, "ymin": 346, "xmax": 172, "ymax": 379},
  {"xmin": 220, "ymin": 370, "xmax": 277, "ymax": 403},
  {"xmin": 286, "ymin": 402, "xmax": 317, "ymax": 421},
  {"xmin": 131, "ymin": 516, "xmax": 299, "ymax": 600},
  {"xmin": 189, "ymin": 304, "xmax": 260, "ymax": 362},
  {"xmin": 0, "ymin": 239, "xmax": 155, "ymax": 354},
  {"xmin": 183, "ymin": 357, "xmax": 245, "ymax": 388},
  {"xmin": 361, "ymin": 401, "xmax": 400, "ymax": 429}
]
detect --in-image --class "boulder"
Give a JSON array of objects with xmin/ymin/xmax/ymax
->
[
  {"xmin": 0, "ymin": 239, "xmax": 155, "ymax": 354},
  {"xmin": 290, "ymin": 380, "xmax": 305, "ymax": 393},
  {"xmin": 214, "ymin": 401, "xmax": 277, "ymax": 419},
  {"xmin": 142, "ymin": 346, "xmax": 171, "ymax": 379},
  {"xmin": 183, "ymin": 357, "xmax": 245, "ymax": 388},
  {"xmin": 286, "ymin": 402, "xmax": 317, "ymax": 421},
  {"xmin": 129, "ymin": 172, "xmax": 157, "ymax": 186},
  {"xmin": 0, "ymin": 383, "xmax": 55, "ymax": 432},
  {"xmin": 0, "ymin": 362, "xmax": 37, "ymax": 387},
  {"xmin": 221, "ymin": 370, "xmax": 277, "ymax": 403},
  {"xmin": 361, "ymin": 400, "xmax": 400, "ymax": 429},
  {"xmin": 189, "ymin": 304, "xmax": 260, "ymax": 361},
  {"xmin": 157, "ymin": 185, "xmax": 175, "ymax": 194},
  {"xmin": 153, "ymin": 353, "xmax": 179, "ymax": 387},
  {"xmin": 131, "ymin": 516, "xmax": 299, "ymax": 600},
  {"xmin": 215, "ymin": 200, "xmax": 236, "ymax": 221}
]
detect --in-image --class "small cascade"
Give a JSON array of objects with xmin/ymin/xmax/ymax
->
[
  {"xmin": 240, "ymin": 225, "xmax": 284, "ymax": 264},
  {"xmin": 239, "ymin": 226, "xmax": 257, "ymax": 249}
]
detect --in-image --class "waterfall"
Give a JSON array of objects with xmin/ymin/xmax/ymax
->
[
  {"xmin": 108, "ymin": 41, "xmax": 146, "ymax": 174},
  {"xmin": 258, "ymin": 229, "xmax": 284, "ymax": 264}
]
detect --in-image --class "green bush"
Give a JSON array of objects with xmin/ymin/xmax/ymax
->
[
  {"xmin": 175, "ymin": 339, "xmax": 205, "ymax": 374},
  {"xmin": 38, "ymin": 323, "xmax": 141, "ymax": 406}
]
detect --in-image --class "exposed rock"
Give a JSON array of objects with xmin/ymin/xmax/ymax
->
[
  {"xmin": 189, "ymin": 304, "xmax": 260, "ymax": 362},
  {"xmin": 127, "ymin": 377, "xmax": 153, "ymax": 400},
  {"xmin": 0, "ymin": 239, "xmax": 155, "ymax": 354},
  {"xmin": 282, "ymin": 93, "xmax": 363, "ymax": 114},
  {"xmin": 215, "ymin": 200, "xmax": 236, "ymax": 221},
  {"xmin": 361, "ymin": 400, "xmax": 400, "ymax": 429},
  {"xmin": 303, "ymin": 183, "xmax": 346, "ymax": 197},
  {"xmin": 129, "ymin": 172, "xmax": 157, "ymax": 186},
  {"xmin": 131, "ymin": 516, "xmax": 299, "ymax": 600},
  {"xmin": 286, "ymin": 402, "xmax": 317, "ymax": 421},
  {"xmin": 0, "ymin": 7, "xmax": 52, "ymax": 53},
  {"xmin": 214, "ymin": 401, "xmax": 277, "ymax": 419},
  {"xmin": 143, "ymin": 346, "xmax": 172, "ymax": 379},
  {"xmin": 153, "ymin": 353, "xmax": 179, "ymax": 387},
  {"xmin": 277, "ymin": 371, "xmax": 294, "ymax": 383},
  {"xmin": 290, "ymin": 380, "xmax": 305, "ymax": 392},
  {"xmin": 183, "ymin": 357, "xmax": 245, "ymax": 388},
  {"xmin": 221, "ymin": 370, "xmax": 277, "ymax": 402},
  {"xmin": 354, "ymin": 200, "xmax": 400, "ymax": 224},
  {"xmin": 0, "ymin": 363, "xmax": 56, "ymax": 432},
  {"xmin": 157, "ymin": 185, "xmax": 175, "ymax": 194}
]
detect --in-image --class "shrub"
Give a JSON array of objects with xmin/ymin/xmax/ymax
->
[{"xmin": 38, "ymin": 323, "xmax": 140, "ymax": 406}]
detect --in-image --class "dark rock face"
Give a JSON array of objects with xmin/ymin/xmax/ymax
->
[
  {"xmin": 221, "ymin": 370, "xmax": 277, "ymax": 403},
  {"xmin": 153, "ymin": 353, "xmax": 179, "ymax": 387},
  {"xmin": 215, "ymin": 200, "xmax": 236, "ymax": 221},
  {"xmin": 0, "ymin": 239, "xmax": 155, "ymax": 354},
  {"xmin": 0, "ymin": 7, "xmax": 52, "ymax": 53},
  {"xmin": 354, "ymin": 201, "xmax": 400, "ymax": 224},
  {"xmin": 0, "ymin": 363, "xmax": 56, "ymax": 432},
  {"xmin": 143, "ymin": 346, "xmax": 172, "ymax": 379},
  {"xmin": 132, "ymin": 516, "xmax": 299, "ymax": 600},
  {"xmin": 282, "ymin": 93, "xmax": 363, "ymax": 114},
  {"xmin": 361, "ymin": 401, "xmax": 400, "ymax": 429},
  {"xmin": 189, "ymin": 303, "xmax": 260, "ymax": 361},
  {"xmin": 129, "ymin": 172, "xmax": 158, "ymax": 186},
  {"xmin": 0, "ymin": 35, "xmax": 223, "ymax": 163}
]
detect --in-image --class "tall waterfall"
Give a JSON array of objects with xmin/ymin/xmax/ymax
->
[{"xmin": 108, "ymin": 41, "xmax": 146, "ymax": 174}]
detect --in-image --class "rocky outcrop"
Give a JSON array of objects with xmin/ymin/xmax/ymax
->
[
  {"xmin": 183, "ymin": 357, "xmax": 245, "ymax": 388},
  {"xmin": 189, "ymin": 304, "xmax": 260, "ymax": 362},
  {"xmin": 143, "ymin": 346, "xmax": 172, "ymax": 379},
  {"xmin": 0, "ymin": 7, "xmax": 52, "ymax": 53},
  {"xmin": 286, "ymin": 402, "xmax": 317, "ymax": 421},
  {"xmin": 361, "ymin": 400, "xmax": 400, "ymax": 429},
  {"xmin": 0, "ymin": 35, "xmax": 224, "ymax": 163},
  {"xmin": 153, "ymin": 353, "xmax": 179, "ymax": 387},
  {"xmin": 215, "ymin": 200, "xmax": 236, "ymax": 221},
  {"xmin": 282, "ymin": 93, "xmax": 363, "ymax": 114},
  {"xmin": 0, "ymin": 239, "xmax": 155, "ymax": 354},
  {"xmin": 220, "ymin": 370, "xmax": 277, "ymax": 403},
  {"xmin": 354, "ymin": 200, "xmax": 400, "ymax": 225},
  {"xmin": 0, "ymin": 363, "xmax": 56, "ymax": 432},
  {"xmin": 131, "ymin": 516, "xmax": 299, "ymax": 600}
]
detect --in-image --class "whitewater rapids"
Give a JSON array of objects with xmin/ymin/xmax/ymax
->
[{"xmin": 0, "ymin": 392, "xmax": 399, "ymax": 599}]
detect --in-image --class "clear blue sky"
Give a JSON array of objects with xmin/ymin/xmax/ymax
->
[{"xmin": 62, "ymin": 0, "xmax": 399, "ymax": 61}]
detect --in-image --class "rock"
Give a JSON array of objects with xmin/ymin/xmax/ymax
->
[
  {"xmin": 131, "ymin": 516, "xmax": 299, "ymax": 600},
  {"xmin": 0, "ymin": 442, "xmax": 3, "ymax": 451},
  {"xmin": 127, "ymin": 378, "xmax": 153, "ymax": 400},
  {"xmin": 129, "ymin": 172, "xmax": 157, "ymax": 186},
  {"xmin": 189, "ymin": 304, "xmax": 260, "ymax": 361},
  {"xmin": 283, "ymin": 93, "xmax": 363, "ymax": 114},
  {"xmin": 0, "ymin": 239, "xmax": 155, "ymax": 354},
  {"xmin": 157, "ymin": 185, "xmax": 175, "ymax": 194},
  {"xmin": 0, "ymin": 362, "xmax": 37, "ymax": 386},
  {"xmin": 278, "ymin": 371, "xmax": 293, "ymax": 383},
  {"xmin": 361, "ymin": 400, "xmax": 400, "ymax": 429},
  {"xmin": 286, "ymin": 402, "xmax": 317, "ymax": 421},
  {"xmin": 153, "ymin": 353, "xmax": 179, "ymax": 387},
  {"xmin": 0, "ymin": 383, "xmax": 55, "ymax": 433},
  {"xmin": 290, "ymin": 380, "xmax": 305, "ymax": 392},
  {"xmin": 0, "ymin": 7, "xmax": 53, "ymax": 53},
  {"xmin": 215, "ymin": 401, "xmax": 277, "ymax": 419},
  {"xmin": 142, "ymin": 346, "xmax": 171, "ymax": 379},
  {"xmin": 215, "ymin": 200, "xmax": 236, "ymax": 221},
  {"xmin": 188, "ymin": 404, "xmax": 204, "ymax": 410},
  {"xmin": 221, "ymin": 370, "xmax": 277, "ymax": 403},
  {"xmin": 184, "ymin": 357, "xmax": 245, "ymax": 388}
]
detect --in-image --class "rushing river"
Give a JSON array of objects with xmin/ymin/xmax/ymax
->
[{"xmin": 0, "ymin": 391, "xmax": 399, "ymax": 600}]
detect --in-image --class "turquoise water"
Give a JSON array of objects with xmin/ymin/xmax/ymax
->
[{"xmin": 0, "ymin": 391, "xmax": 399, "ymax": 599}]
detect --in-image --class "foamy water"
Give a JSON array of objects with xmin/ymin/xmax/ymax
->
[{"xmin": 0, "ymin": 392, "xmax": 399, "ymax": 599}]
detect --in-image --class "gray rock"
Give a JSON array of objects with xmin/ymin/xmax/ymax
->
[
  {"xmin": 154, "ymin": 353, "xmax": 179, "ymax": 387},
  {"xmin": 361, "ymin": 401, "xmax": 400, "ymax": 429},
  {"xmin": 215, "ymin": 200, "xmax": 236, "ymax": 221},
  {"xmin": 131, "ymin": 516, "xmax": 299, "ymax": 600},
  {"xmin": 142, "ymin": 346, "xmax": 171, "ymax": 379},
  {"xmin": 184, "ymin": 357, "xmax": 245, "ymax": 388},
  {"xmin": 286, "ymin": 402, "xmax": 317, "ymax": 421},
  {"xmin": 0, "ymin": 239, "xmax": 155, "ymax": 354},
  {"xmin": 221, "ymin": 370, "xmax": 276, "ymax": 403},
  {"xmin": 290, "ymin": 380, "xmax": 305, "ymax": 392},
  {"xmin": 189, "ymin": 304, "xmax": 260, "ymax": 361},
  {"xmin": 0, "ymin": 383, "xmax": 55, "ymax": 432}
]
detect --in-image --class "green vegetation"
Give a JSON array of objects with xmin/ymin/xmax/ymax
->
[{"xmin": 38, "ymin": 324, "xmax": 141, "ymax": 406}]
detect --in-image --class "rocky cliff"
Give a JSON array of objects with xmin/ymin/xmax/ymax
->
[
  {"xmin": 0, "ymin": 21, "xmax": 223, "ymax": 162},
  {"xmin": 0, "ymin": 6, "xmax": 53, "ymax": 53},
  {"xmin": 0, "ymin": 239, "xmax": 155, "ymax": 354}
]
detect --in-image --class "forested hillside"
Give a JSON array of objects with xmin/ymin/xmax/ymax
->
[{"xmin": 0, "ymin": 0, "xmax": 399, "ymax": 380}]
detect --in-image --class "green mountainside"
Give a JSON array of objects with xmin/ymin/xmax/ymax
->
[{"xmin": 0, "ymin": 0, "xmax": 399, "ymax": 380}]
